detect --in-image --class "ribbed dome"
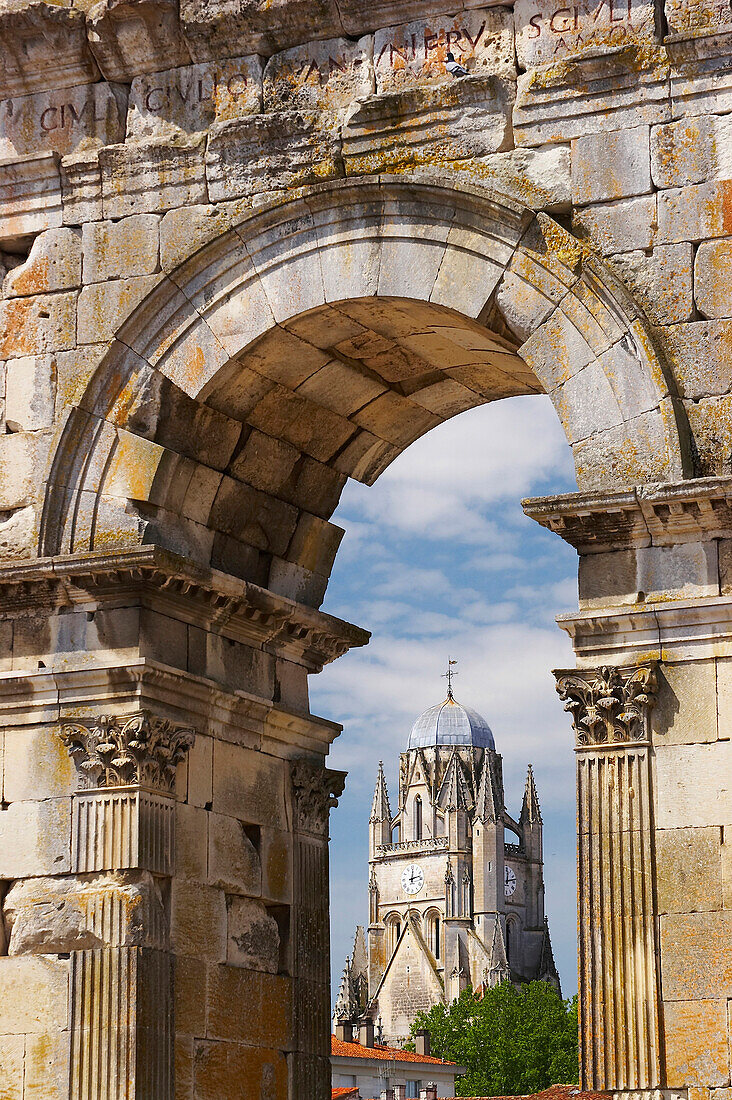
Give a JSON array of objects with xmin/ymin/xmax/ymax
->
[{"xmin": 408, "ymin": 696, "xmax": 495, "ymax": 750}]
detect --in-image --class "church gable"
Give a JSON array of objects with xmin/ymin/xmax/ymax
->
[{"xmin": 373, "ymin": 917, "xmax": 445, "ymax": 1040}]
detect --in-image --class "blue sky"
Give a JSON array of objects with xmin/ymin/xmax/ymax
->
[{"xmin": 308, "ymin": 394, "xmax": 581, "ymax": 1008}]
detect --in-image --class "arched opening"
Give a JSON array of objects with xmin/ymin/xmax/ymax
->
[
  {"xmin": 386, "ymin": 913, "xmax": 402, "ymax": 955},
  {"xmin": 425, "ymin": 909, "xmax": 441, "ymax": 961},
  {"xmin": 36, "ymin": 175, "xmax": 689, "ymax": 1093},
  {"xmin": 414, "ymin": 796, "xmax": 422, "ymax": 841}
]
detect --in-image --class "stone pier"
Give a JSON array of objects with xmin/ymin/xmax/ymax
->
[{"xmin": 1, "ymin": 0, "xmax": 732, "ymax": 1095}]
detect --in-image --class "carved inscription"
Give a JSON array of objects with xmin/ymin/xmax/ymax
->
[
  {"xmin": 127, "ymin": 56, "xmax": 262, "ymax": 140},
  {"xmin": 374, "ymin": 9, "xmax": 514, "ymax": 92},
  {"xmin": 665, "ymin": 0, "xmax": 732, "ymax": 33},
  {"xmin": 0, "ymin": 82, "xmax": 124, "ymax": 158},
  {"xmin": 515, "ymin": 0, "xmax": 655, "ymax": 68},
  {"xmin": 263, "ymin": 36, "xmax": 374, "ymax": 114}
]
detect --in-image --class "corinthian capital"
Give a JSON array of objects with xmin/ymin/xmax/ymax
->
[
  {"xmin": 554, "ymin": 664, "xmax": 657, "ymax": 748},
  {"xmin": 60, "ymin": 712, "xmax": 195, "ymax": 792},
  {"xmin": 291, "ymin": 760, "xmax": 346, "ymax": 834}
]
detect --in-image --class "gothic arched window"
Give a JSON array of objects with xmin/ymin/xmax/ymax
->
[
  {"xmin": 414, "ymin": 796, "xmax": 423, "ymax": 840},
  {"xmin": 425, "ymin": 909, "xmax": 441, "ymax": 961},
  {"xmin": 386, "ymin": 913, "xmax": 401, "ymax": 954}
]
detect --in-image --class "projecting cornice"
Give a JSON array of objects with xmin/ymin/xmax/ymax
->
[
  {"xmin": 523, "ymin": 477, "xmax": 732, "ymax": 554},
  {"xmin": 0, "ymin": 546, "xmax": 369, "ymax": 672}
]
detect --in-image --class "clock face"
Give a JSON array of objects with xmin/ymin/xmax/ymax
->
[
  {"xmin": 504, "ymin": 865, "xmax": 517, "ymax": 897},
  {"xmin": 401, "ymin": 864, "xmax": 425, "ymax": 895}
]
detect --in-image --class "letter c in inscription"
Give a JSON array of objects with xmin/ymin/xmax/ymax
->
[
  {"xmin": 226, "ymin": 73, "xmax": 248, "ymax": 95},
  {"xmin": 144, "ymin": 87, "xmax": 165, "ymax": 112},
  {"xmin": 40, "ymin": 106, "xmax": 59, "ymax": 131},
  {"xmin": 550, "ymin": 8, "xmax": 574, "ymax": 32}
]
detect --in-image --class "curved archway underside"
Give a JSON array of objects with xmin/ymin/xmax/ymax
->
[{"xmin": 41, "ymin": 175, "xmax": 689, "ymax": 608}]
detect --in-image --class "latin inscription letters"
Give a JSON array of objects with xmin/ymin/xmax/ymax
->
[{"xmin": 376, "ymin": 22, "xmax": 488, "ymax": 66}]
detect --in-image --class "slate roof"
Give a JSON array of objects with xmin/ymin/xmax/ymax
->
[{"xmin": 408, "ymin": 696, "xmax": 495, "ymax": 749}]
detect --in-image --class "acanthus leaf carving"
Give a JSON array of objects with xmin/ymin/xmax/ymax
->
[
  {"xmin": 60, "ymin": 712, "xmax": 195, "ymax": 792},
  {"xmin": 554, "ymin": 664, "xmax": 657, "ymax": 747},
  {"xmin": 291, "ymin": 760, "xmax": 346, "ymax": 835}
]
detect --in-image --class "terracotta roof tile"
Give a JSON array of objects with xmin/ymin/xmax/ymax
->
[
  {"xmin": 331, "ymin": 1036, "xmax": 456, "ymax": 1065},
  {"xmin": 332, "ymin": 1088, "xmax": 360, "ymax": 1098},
  {"xmin": 445, "ymin": 1086, "xmax": 609, "ymax": 1100}
]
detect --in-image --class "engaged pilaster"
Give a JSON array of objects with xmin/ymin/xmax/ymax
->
[
  {"xmin": 555, "ymin": 665, "xmax": 659, "ymax": 1092},
  {"xmin": 60, "ymin": 712, "xmax": 195, "ymax": 1100},
  {"xmin": 290, "ymin": 760, "xmax": 346, "ymax": 1098}
]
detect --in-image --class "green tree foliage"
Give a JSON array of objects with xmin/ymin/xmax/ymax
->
[{"xmin": 410, "ymin": 981, "xmax": 579, "ymax": 1097}]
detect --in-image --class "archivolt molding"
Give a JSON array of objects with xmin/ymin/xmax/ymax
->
[{"xmin": 40, "ymin": 174, "xmax": 689, "ymax": 605}]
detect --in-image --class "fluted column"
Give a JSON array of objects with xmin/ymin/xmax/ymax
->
[
  {"xmin": 555, "ymin": 665, "xmax": 660, "ymax": 1093},
  {"xmin": 290, "ymin": 761, "xmax": 346, "ymax": 1099},
  {"xmin": 60, "ymin": 712, "xmax": 195, "ymax": 1100}
]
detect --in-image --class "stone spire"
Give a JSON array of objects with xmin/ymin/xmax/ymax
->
[
  {"xmin": 334, "ymin": 956, "xmax": 357, "ymax": 1022},
  {"xmin": 370, "ymin": 760, "xmax": 391, "ymax": 823},
  {"xmin": 474, "ymin": 754, "xmax": 502, "ymax": 823},
  {"xmin": 439, "ymin": 751, "xmax": 472, "ymax": 812},
  {"xmin": 519, "ymin": 764, "xmax": 542, "ymax": 826}
]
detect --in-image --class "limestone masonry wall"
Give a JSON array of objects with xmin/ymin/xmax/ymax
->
[{"xmin": 1, "ymin": 0, "xmax": 732, "ymax": 1097}]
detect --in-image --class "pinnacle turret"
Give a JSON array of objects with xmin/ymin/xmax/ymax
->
[
  {"xmin": 370, "ymin": 761, "xmax": 391, "ymax": 823},
  {"xmin": 474, "ymin": 754, "xmax": 502, "ymax": 823},
  {"xmin": 519, "ymin": 764, "xmax": 542, "ymax": 825}
]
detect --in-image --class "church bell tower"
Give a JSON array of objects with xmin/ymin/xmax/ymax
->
[{"xmin": 338, "ymin": 664, "xmax": 560, "ymax": 1045}]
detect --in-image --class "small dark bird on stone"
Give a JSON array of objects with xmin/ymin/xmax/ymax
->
[{"xmin": 445, "ymin": 51, "xmax": 469, "ymax": 77}]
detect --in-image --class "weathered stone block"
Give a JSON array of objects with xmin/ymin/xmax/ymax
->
[
  {"xmin": 5, "ymin": 356, "xmax": 56, "ymax": 431},
  {"xmin": 714, "ymin": 656, "xmax": 732, "ymax": 737},
  {"xmin": 100, "ymin": 136, "xmax": 207, "ymax": 217},
  {"xmin": 695, "ymin": 240, "xmax": 732, "ymax": 320},
  {"xmin": 656, "ymin": 742, "xmax": 732, "ymax": 828},
  {"xmin": 205, "ymin": 113, "xmax": 341, "ymax": 202},
  {"xmin": 656, "ymin": 826, "xmax": 723, "ymax": 913},
  {"xmin": 82, "ymin": 214, "xmax": 161, "ymax": 283},
  {"xmin": 208, "ymin": 812, "xmax": 261, "ymax": 896},
  {"xmin": 665, "ymin": 0, "xmax": 732, "ymax": 35},
  {"xmin": 176, "ymin": 802, "xmax": 209, "ymax": 881},
  {"xmin": 342, "ymin": 75, "xmax": 514, "ymax": 174},
  {"xmin": 0, "ymin": 1034, "xmax": 23, "ymax": 1099},
  {"xmin": 127, "ymin": 56, "xmax": 262, "ymax": 142},
  {"xmin": 171, "ymin": 880, "xmax": 227, "ymax": 963},
  {"xmin": 663, "ymin": 320, "xmax": 732, "ymax": 400},
  {"xmin": 0, "ymin": 5, "xmax": 98, "ymax": 98},
  {"xmin": 0, "ymin": 82, "xmax": 126, "ymax": 161},
  {"xmin": 213, "ymin": 743, "xmax": 287, "ymax": 829},
  {"xmin": 578, "ymin": 548, "xmax": 638, "ymax": 608},
  {"xmin": 77, "ymin": 274, "xmax": 160, "ymax": 344},
  {"xmin": 226, "ymin": 896, "xmax": 279, "ymax": 971},
  {"xmin": 572, "ymin": 125, "xmax": 651, "ymax": 205},
  {"xmin": 611, "ymin": 244, "xmax": 694, "ymax": 325},
  {"xmin": 0, "ymin": 291, "xmax": 76, "ymax": 359},
  {"xmin": 2, "ymin": 726, "xmax": 75, "ymax": 802},
  {"xmin": 193, "ymin": 1037, "xmax": 289, "ymax": 1100},
  {"xmin": 573, "ymin": 195, "xmax": 657, "ymax": 255},
  {"xmin": 654, "ymin": 660, "xmax": 719, "ymax": 747},
  {"xmin": 663, "ymin": 913, "xmax": 732, "ymax": 998},
  {"xmin": 684, "ymin": 395, "xmax": 732, "ymax": 478},
  {"xmin": 651, "ymin": 114, "xmax": 732, "ymax": 190},
  {"xmin": 86, "ymin": 0, "xmax": 192, "ymax": 82},
  {"xmin": 24, "ymin": 1030, "xmax": 69, "ymax": 1099},
  {"xmin": 0, "ymin": 153, "xmax": 62, "ymax": 244},
  {"xmin": 374, "ymin": 9, "xmax": 514, "ymax": 92},
  {"xmin": 664, "ymin": 999, "xmax": 730, "ymax": 1087},
  {"xmin": 0, "ymin": 434, "xmax": 50, "ymax": 510},
  {"xmin": 658, "ymin": 181, "xmax": 732, "ymax": 245},
  {"xmin": 60, "ymin": 152, "xmax": 103, "ymax": 226},
  {"xmin": 637, "ymin": 542, "xmax": 719, "ymax": 603},
  {"xmin": 175, "ymin": 955, "xmax": 207, "ymax": 1037},
  {"xmin": 4, "ymin": 228, "xmax": 81, "ymax": 298},
  {"xmin": 0, "ymin": 956, "xmax": 69, "ymax": 1033},
  {"xmin": 206, "ymin": 966, "xmax": 291, "ymax": 1049},
  {"xmin": 515, "ymin": 0, "xmax": 655, "ymax": 68},
  {"xmin": 264, "ymin": 36, "xmax": 373, "ymax": 115}
]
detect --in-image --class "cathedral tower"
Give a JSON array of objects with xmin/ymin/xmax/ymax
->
[{"xmin": 337, "ymin": 676, "xmax": 560, "ymax": 1045}]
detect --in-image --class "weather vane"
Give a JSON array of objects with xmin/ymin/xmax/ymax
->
[{"xmin": 443, "ymin": 657, "xmax": 458, "ymax": 699}]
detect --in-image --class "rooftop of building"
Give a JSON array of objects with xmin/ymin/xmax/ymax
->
[
  {"xmin": 332, "ymin": 1088, "xmax": 361, "ymax": 1098},
  {"xmin": 331, "ymin": 1035, "xmax": 457, "ymax": 1065},
  {"xmin": 407, "ymin": 692, "xmax": 495, "ymax": 750}
]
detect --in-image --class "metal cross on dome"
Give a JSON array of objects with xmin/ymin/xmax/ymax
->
[{"xmin": 443, "ymin": 658, "xmax": 458, "ymax": 700}]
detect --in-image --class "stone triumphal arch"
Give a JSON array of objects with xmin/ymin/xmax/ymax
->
[{"xmin": 1, "ymin": 1, "xmax": 731, "ymax": 1097}]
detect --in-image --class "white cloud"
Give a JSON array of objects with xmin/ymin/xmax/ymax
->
[{"xmin": 340, "ymin": 395, "xmax": 575, "ymax": 542}]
